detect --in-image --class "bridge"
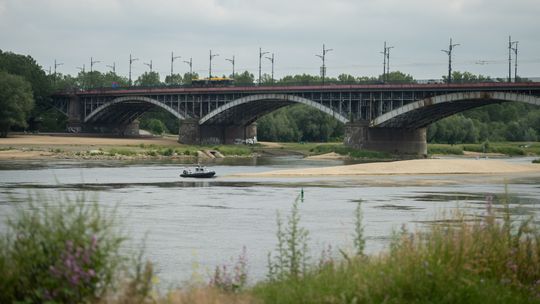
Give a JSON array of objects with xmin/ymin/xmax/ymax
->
[{"xmin": 52, "ymin": 82, "xmax": 540, "ymax": 155}]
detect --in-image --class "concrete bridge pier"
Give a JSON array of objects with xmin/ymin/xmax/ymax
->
[
  {"xmin": 178, "ymin": 120, "xmax": 257, "ymax": 145},
  {"xmin": 344, "ymin": 122, "xmax": 427, "ymax": 156},
  {"xmin": 67, "ymin": 95, "xmax": 82, "ymax": 133}
]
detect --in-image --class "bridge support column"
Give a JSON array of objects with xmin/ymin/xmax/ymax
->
[
  {"xmin": 178, "ymin": 121, "xmax": 258, "ymax": 145},
  {"xmin": 121, "ymin": 120, "xmax": 140, "ymax": 136},
  {"xmin": 344, "ymin": 122, "xmax": 427, "ymax": 156},
  {"xmin": 67, "ymin": 95, "xmax": 82, "ymax": 133},
  {"xmin": 178, "ymin": 119, "xmax": 200, "ymax": 144}
]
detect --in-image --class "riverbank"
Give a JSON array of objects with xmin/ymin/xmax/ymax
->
[
  {"xmin": 233, "ymin": 158, "xmax": 540, "ymax": 177},
  {"xmin": 0, "ymin": 134, "xmax": 252, "ymax": 160}
]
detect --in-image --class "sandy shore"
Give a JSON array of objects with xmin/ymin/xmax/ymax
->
[
  {"xmin": 0, "ymin": 134, "xmax": 178, "ymax": 146},
  {"xmin": 232, "ymin": 158, "xmax": 540, "ymax": 177}
]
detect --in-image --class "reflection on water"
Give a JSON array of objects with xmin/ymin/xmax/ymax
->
[{"xmin": 0, "ymin": 156, "xmax": 539, "ymax": 286}]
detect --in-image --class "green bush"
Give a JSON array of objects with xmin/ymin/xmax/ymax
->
[
  {"xmin": 108, "ymin": 148, "xmax": 138, "ymax": 156},
  {"xmin": 159, "ymin": 147, "xmax": 174, "ymax": 156},
  {"xmin": 0, "ymin": 194, "xmax": 127, "ymax": 303},
  {"xmin": 533, "ymin": 159, "xmax": 540, "ymax": 164},
  {"xmin": 141, "ymin": 118, "xmax": 167, "ymax": 135}
]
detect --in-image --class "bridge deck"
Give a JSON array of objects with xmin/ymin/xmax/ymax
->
[{"xmin": 59, "ymin": 82, "xmax": 540, "ymax": 97}]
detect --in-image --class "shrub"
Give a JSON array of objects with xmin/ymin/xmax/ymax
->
[
  {"xmin": 533, "ymin": 159, "xmax": 540, "ymax": 164},
  {"xmin": 108, "ymin": 148, "xmax": 137, "ymax": 156},
  {"xmin": 159, "ymin": 147, "xmax": 174, "ymax": 156},
  {"xmin": 267, "ymin": 194, "xmax": 310, "ymax": 282},
  {"xmin": 0, "ymin": 194, "xmax": 127, "ymax": 303},
  {"xmin": 209, "ymin": 246, "xmax": 249, "ymax": 293}
]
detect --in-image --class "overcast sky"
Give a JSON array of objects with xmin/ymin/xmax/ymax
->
[{"xmin": 1, "ymin": 0, "xmax": 539, "ymax": 81}]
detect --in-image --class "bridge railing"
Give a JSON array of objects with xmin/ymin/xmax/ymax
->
[{"xmin": 55, "ymin": 77, "xmax": 540, "ymax": 94}]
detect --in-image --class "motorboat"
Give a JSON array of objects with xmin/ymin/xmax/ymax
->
[{"xmin": 180, "ymin": 165, "xmax": 216, "ymax": 178}]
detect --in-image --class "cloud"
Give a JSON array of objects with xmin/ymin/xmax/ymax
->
[{"xmin": 1, "ymin": 0, "xmax": 539, "ymax": 79}]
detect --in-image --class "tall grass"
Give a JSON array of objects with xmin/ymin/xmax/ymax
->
[
  {"xmin": 0, "ymin": 193, "xmax": 153, "ymax": 303},
  {"xmin": 252, "ymin": 191, "xmax": 540, "ymax": 303}
]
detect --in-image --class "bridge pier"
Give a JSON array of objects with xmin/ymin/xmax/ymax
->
[
  {"xmin": 344, "ymin": 122, "xmax": 427, "ymax": 156},
  {"xmin": 67, "ymin": 95, "xmax": 82, "ymax": 133},
  {"xmin": 178, "ymin": 120, "xmax": 257, "ymax": 145}
]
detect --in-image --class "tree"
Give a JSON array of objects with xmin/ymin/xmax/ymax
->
[
  {"xmin": 0, "ymin": 71, "xmax": 34, "ymax": 137},
  {"xmin": 140, "ymin": 118, "xmax": 167, "ymax": 135},
  {"xmin": 135, "ymin": 72, "xmax": 161, "ymax": 86},
  {"xmin": 0, "ymin": 50, "xmax": 52, "ymax": 131},
  {"xmin": 442, "ymin": 71, "xmax": 491, "ymax": 84},
  {"xmin": 164, "ymin": 73, "xmax": 183, "ymax": 86},
  {"xmin": 182, "ymin": 72, "xmax": 199, "ymax": 85},
  {"xmin": 234, "ymin": 71, "xmax": 255, "ymax": 85},
  {"xmin": 381, "ymin": 71, "xmax": 415, "ymax": 84}
]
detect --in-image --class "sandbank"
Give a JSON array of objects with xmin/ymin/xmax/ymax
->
[{"xmin": 232, "ymin": 158, "xmax": 540, "ymax": 177}]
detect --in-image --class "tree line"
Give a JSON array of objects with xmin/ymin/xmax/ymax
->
[{"xmin": 0, "ymin": 49, "xmax": 538, "ymax": 143}]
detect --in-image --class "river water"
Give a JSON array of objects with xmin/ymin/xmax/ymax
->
[{"xmin": 0, "ymin": 156, "xmax": 539, "ymax": 287}]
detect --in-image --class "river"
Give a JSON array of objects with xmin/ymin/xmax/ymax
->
[{"xmin": 0, "ymin": 156, "xmax": 539, "ymax": 288}]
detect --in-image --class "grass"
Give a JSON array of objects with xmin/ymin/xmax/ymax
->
[
  {"xmin": 211, "ymin": 145, "xmax": 253, "ymax": 156},
  {"xmin": 108, "ymin": 148, "xmax": 138, "ymax": 156},
  {"xmin": 250, "ymin": 191, "xmax": 540, "ymax": 304},
  {"xmin": 428, "ymin": 144, "xmax": 464, "ymax": 155},
  {"xmin": 533, "ymin": 159, "xmax": 540, "ymax": 164},
  {"xmin": 429, "ymin": 142, "xmax": 540, "ymax": 156}
]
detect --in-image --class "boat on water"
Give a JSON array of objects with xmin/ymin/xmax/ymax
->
[{"xmin": 180, "ymin": 165, "xmax": 216, "ymax": 178}]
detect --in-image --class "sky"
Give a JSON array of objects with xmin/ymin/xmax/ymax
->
[{"xmin": 1, "ymin": 0, "xmax": 539, "ymax": 81}]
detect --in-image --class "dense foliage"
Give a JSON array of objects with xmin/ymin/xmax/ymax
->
[{"xmin": 0, "ymin": 71, "xmax": 34, "ymax": 137}]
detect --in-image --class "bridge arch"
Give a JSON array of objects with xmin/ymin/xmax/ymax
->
[
  {"xmin": 84, "ymin": 96, "xmax": 186, "ymax": 123},
  {"xmin": 371, "ymin": 91, "xmax": 540, "ymax": 128},
  {"xmin": 199, "ymin": 93, "xmax": 349, "ymax": 125}
]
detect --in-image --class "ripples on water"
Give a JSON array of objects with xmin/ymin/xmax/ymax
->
[{"xmin": 0, "ymin": 156, "xmax": 539, "ymax": 286}]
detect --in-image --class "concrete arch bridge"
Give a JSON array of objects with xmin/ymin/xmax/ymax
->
[{"xmin": 52, "ymin": 82, "xmax": 540, "ymax": 155}]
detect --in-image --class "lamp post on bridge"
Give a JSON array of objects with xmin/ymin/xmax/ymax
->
[
  {"xmin": 90, "ymin": 57, "xmax": 100, "ymax": 73},
  {"xmin": 144, "ymin": 60, "xmax": 153, "ymax": 72},
  {"xmin": 511, "ymin": 41, "xmax": 519, "ymax": 82},
  {"xmin": 209, "ymin": 50, "xmax": 219, "ymax": 79},
  {"xmin": 225, "ymin": 55, "xmax": 235, "ymax": 79},
  {"xmin": 441, "ymin": 38, "xmax": 459, "ymax": 84},
  {"xmin": 259, "ymin": 47, "xmax": 269, "ymax": 85},
  {"xmin": 386, "ymin": 45, "xmax": 394, "ymax": 80},
  {"xmin": 107, "ymin": 62, "xmax": 116, "ymax": 73},
  {"xmin": 53, "ymin": 59, "xmax": 63, "ymax": 83},
  {"xmin": 184, "ymin": 57, "xmax": 193, "ymax": 81},
  {"xmin": 381, "ymin": 42, "xmax": 394, "ymax": 83},
  {"xmin": 171, "ymin": 52, "xmax": 181, "ymax": 80},
  {"xmin": 316, "ymin": 44, "xmax": 333, "ymax": 85},
  {"xmin": 129, "ymin": 54, "xmax": 139, "ymax": 86},
  {"xmin": 265, "ymin": 53, "xmax": 275, "ymax": 84},
  {"xmin": 508, "ymin": 36, "xmax": 518, "ymax": 83}
]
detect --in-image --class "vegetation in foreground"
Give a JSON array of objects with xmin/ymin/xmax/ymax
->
[
  {"xmin": 0, "ymin": 194, "xmax": 152, "ymax": 303},
  {"xmin": 1, "ymin": 189, "xmax": 539, "ymax": 303}
]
